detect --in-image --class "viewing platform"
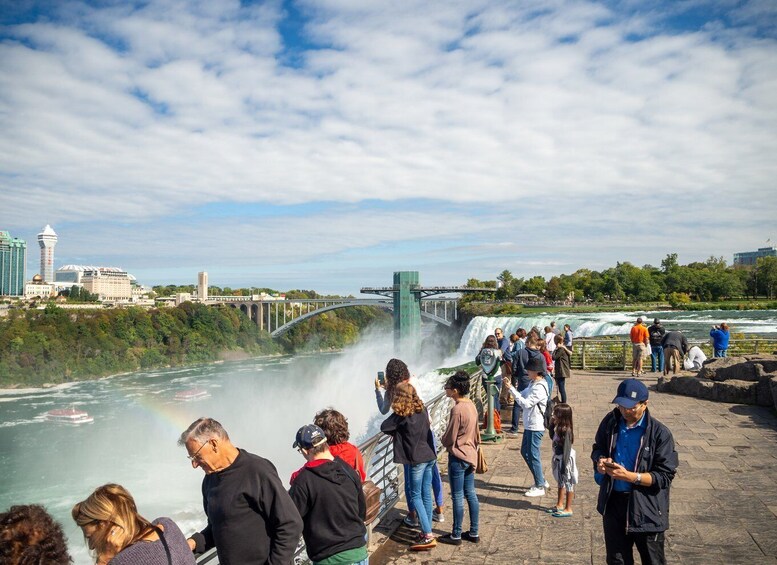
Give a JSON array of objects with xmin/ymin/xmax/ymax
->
[{"xmin": 370, "ymin": 370, "xmax": 777, "ymax": 564}]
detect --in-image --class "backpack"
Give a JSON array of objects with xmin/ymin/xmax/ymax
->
[{"xmin": 361, "ymin": 480, "xmax": 382, "ymax": 525}]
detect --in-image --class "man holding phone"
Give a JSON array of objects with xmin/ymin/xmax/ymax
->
[{"xmin": 591, "ymin": 379, "xmax": 678, "ymax": 565}]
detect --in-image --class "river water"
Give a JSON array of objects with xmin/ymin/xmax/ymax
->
[
  {"xmin": 0, "ymin": 329, "xmax": 451, "ymax": 564},
  {"xmin": 453, "ymin": 309, "xmax": 777, "ymax": 361},
  {"xmin": 1, "ymin": 309, "xmax": 775, "ymax": 563}
]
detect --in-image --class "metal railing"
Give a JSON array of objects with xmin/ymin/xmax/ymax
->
[
  {"xmin": 196, "ymin": 372, "xmax": 485, "ymax": 564},
  {"xmin": 571, "ymin": 338, "xmax": 777, "ymax": 370}
]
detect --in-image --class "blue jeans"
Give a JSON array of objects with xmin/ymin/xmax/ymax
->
[
  {"xmin": 650, "ymin": 345, "xmax": 664, "ymax": 372},
  {"xmin": 511, "ymin": 403, "xmax": 521, "ymax": 431},
  {"xmin": 714, "ymin": 349, "xmax": 727, "ymax": 358},
  {"xmin": 409, "ymin": 460, "xmax": 435, "ymax": 535},
  {"xmin": 521, "ymin": 429, "xmax": 545, "ymax": 487},
  {"xmin": 555, "ymin": 377, "xmax": 567, "ymax": 403},
  {"xmin": 448, "ymin": 454, "xmax": 479, "ymax": 537}
]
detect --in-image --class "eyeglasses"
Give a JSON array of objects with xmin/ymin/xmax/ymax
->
[{"xmin": 187, "ymin": 441, "xmax": 209, "ymax": 462}]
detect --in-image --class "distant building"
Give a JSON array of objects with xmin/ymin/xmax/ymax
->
[
  {"xmin": 198, "ymin": 271, "xmax": 208, "ymax": 302},
  {"xmin": 37, "ymin": 224, "xmax": 58, "ymax": 282},
  {"xmin": 0, "ymin": 230, "xmax": 27, "ymax": 297},
  {"xmin": 734, "ymin": 246, "xmax": 777, "ymax": 266},
  {"xmin": 81, "ymin": 268, "xmax": 133, "ymax": 301},
  {"xmin": 25, "ymin": 274, "xmax": 56, "ymax": 299}
]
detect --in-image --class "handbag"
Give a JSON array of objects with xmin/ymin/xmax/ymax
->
[{"xmin": 476, "ymin": 446, "xmax": 488, "ymax": 474}]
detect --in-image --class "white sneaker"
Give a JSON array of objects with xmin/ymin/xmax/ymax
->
[
  {"xmin": 544, "ymin": 480, "xmax": 549, "ymax": 489},
  {"xmin": 524, "ymin": 487, "xmax": 546, "ymax": 497},
  {"xmin": 432, "ymin": 510, "xmax": 445, "ymax": 523}
]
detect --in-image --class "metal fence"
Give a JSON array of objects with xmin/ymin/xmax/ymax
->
[
  {"xmin": 196, "ymin": 372, "xmax": 486, "ymax": 565},
  {"xmin": 571, "ymin": 338, "xmax": 777, "ymax": 370}
]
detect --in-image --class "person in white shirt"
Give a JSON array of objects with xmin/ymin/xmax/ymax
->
[
  {"xmin": 683, "ymin": 346, "xmax": 707, "ymax": 370},
  {"xmin": 508, "ymin": 356, "xmax": 550, "ymax": 497}
]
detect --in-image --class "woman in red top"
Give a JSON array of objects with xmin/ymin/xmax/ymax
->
[{"xmin": 314, "ymin": 408, "xmax": 366, "ymax": 481}]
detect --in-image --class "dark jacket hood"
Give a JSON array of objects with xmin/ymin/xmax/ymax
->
[{"xmin": 306, "ymin": 458, "xmax": 350, "ymax": 485}]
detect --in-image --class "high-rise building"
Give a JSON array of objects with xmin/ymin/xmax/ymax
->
[
  {"xmin": 734, "ymin": 246, "xmax": 777, "ymax": 266},
  {"xmin": 37, "ymin": 225, "xmax": 57, "ymax": 282},
  {"xmin": 81, "ymin": 267, "xmax": 132, "ymax": 301},
  {"xmin": 0, "ymin": 230, "xmax": 27, "ymax": 296},
  {"xmin": 198, "ymin": 271, "xmax": 208, "ymax": 302}
]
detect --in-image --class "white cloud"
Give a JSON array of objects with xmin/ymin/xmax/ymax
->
[{"xmin": 1, "ymin": 1, "xmax": 776, "ymax": 289}]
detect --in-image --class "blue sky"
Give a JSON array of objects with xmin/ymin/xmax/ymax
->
[{"xmin": 1, "ymin": 0, "xmax": 776, "ymax": 295}]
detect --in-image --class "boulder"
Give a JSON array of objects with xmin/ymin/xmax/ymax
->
[
  {"xmin": 771, "ymin": 377, "xmax": 777, "ymax": 413},
  {"xmin": 712, "ymin": 379, "xmax": 758, "ymax": 404},
  {"xmin": 698, "ymin": 355, "xmax": 777, "ymax": 382}
]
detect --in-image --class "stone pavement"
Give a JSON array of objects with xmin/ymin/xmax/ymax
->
[{"xmin": 369, "ymin": 370, "xmax": 777, "ymax": 564}]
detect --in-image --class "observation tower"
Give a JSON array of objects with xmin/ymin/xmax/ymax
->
[{"xmin": 37, "ymin": 225, "xmax": 57, "ymax": 283}]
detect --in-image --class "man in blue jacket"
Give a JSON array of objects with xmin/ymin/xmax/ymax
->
[
  {"xmin": 591, "ymin": 379, "xmax": 678, "ymax": 565},
  {"xmin": 710, "ymin": 323, "xmax": 730, "ymax": 357}
]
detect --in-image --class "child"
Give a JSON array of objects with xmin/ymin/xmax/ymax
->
[{"xmin": 547, "ymin": 403, "xmax": 578, "ymax": 517}]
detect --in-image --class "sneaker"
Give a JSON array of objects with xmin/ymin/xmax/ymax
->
[
  {"xmin": 437, "ymin": 534, "xmax": 462, "ymax": 545},
  {"xmin": 505, "ymin": 429, "xmax": 520, "ymax": 436},
  {"xmin": 461, "ymin": 532, "xmax": 480, "ymax": 543},
  {"xmin": 524, "ymin": 486, "xmax": 546, "ymax": 497},
  {"xmin": 410, "ymin": 535, "xmax": 437, "ymax": 551},
  {"xmin": 544, "ymin": 480, "xmax": 549, "ymax": 489},
  {"xmin": 403, "ymin": 515, "xmax": 419, "ymax": 528},
  {"xmin": 432, "ymin": 510, "xmax": 445, "ymax": 523}
]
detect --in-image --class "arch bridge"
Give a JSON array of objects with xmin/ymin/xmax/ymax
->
[{"xmin": 207, "ymin": 296, "xmax": 460, "ymax": 337}]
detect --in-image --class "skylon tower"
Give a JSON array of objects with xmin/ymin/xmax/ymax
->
[{"xmin": 37, "ymin": 225, "xmax": 57, "ymax": 283}]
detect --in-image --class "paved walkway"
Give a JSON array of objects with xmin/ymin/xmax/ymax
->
[{"xmin": 369, "ymin": 370, "xmax": 777, "ymax": 564}]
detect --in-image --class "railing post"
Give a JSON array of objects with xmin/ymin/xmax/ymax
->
[
  {"xmin": 754, "ymin": 339, "xmax": 759, "ymax": 354},
  {"xmin": 582, "ymin": 341, "xmax": 587, "ymax": 370},
  {"xmin": 622, "ymin": 341, "xmax": 629, "ymax": 370}
]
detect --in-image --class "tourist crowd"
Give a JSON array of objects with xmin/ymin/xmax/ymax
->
[{"xmin": 5, "ymin": 317, "xmax": 739, "ymax": 564}]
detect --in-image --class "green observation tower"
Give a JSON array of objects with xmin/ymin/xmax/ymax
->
[{"xmin": 361, "ymin": 271, "xmax": 491, "ymax": 356}]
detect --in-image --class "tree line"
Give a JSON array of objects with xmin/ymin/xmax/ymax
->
[
  {"xmin": 0, "ymin": 300, "xmax": 391, "ymax": 387},
  {"xmin": 463, "ymin": 254, "xmax": 777, "ymax": 306}
]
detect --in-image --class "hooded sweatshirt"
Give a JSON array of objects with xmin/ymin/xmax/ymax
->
[{"xmin": 288, "ymin": 457, "xmax": 367, "ymax": 563}]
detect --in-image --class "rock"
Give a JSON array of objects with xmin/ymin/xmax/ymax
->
[
  {"xmin": 700, "ymin": 355, "xmax": 777, "ymax": 382},
  {"xmin": 712, "ymin": 379, "xmax": 758, "ymax": 404},
  {"xmin": 771, "ymin": 376, "xmax": 777, "ymax": 413}
]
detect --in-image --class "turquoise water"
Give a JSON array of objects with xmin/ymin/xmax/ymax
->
[{"xmin": 0, "ymin": 331, "xmax": 450, "ymax": 564}]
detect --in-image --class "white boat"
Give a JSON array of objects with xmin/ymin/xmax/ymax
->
[
  {"xmin": 174, "ymin": 388, "xmax": 209, "ymax": 401},
  {"xmin": 46, "ymin": 407, "xmax": 94, "ymax": 424}
]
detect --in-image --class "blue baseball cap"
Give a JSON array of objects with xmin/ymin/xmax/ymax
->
[
  {"xmin": 612, "ymin": 378, "xmax": 649, "ymax": 408},
  {"xmin": 293, "ymin": 424, "xmax": 327, "ymax": 449}
]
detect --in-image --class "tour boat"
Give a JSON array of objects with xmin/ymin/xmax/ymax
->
[
  {"xmin": 46, "ymin": 407, "xmax": 94, "ymax": 424},
  {"xmin": 174, "ymin": 388, "xmax": 209, "ymax": 401}
]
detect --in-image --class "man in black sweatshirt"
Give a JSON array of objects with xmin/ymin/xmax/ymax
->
[
  {"xmin": 179, "ymin": 418, "xmax": 303, "ymax": 565},
  {"xmin": 289, "ymin": 424, "xmax": 368, "ymax": 564}
]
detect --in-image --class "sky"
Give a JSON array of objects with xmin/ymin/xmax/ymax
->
[{"xmin": 1, "ymin": 0, "xmax": 776, "ymax": 295}]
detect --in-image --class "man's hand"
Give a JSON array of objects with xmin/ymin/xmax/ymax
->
[
  {"xmin": 602, "ymin": 460, "xmax": 634, "ymax": 482},
  {"xmin": 596, "ymin": 457, "xmax": 612, "ymax": 474}
]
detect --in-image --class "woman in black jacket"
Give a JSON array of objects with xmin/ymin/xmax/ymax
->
[{"xmin": 381, "ymin": 382, "xmax": 437, "ymax": 551}]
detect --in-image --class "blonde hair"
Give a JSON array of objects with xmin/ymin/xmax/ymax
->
[
  {"xmin": 71, "ymin": 484, "xmax": 152, "ymax": 561},
  {"xmin": 391, "ymin": 382, "xmax": 424, "ymax": 417}
]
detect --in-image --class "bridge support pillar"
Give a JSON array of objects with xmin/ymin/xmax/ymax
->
[{"xmin": 394, "ymin": 271, "xmax": 421, "ymax": 357}]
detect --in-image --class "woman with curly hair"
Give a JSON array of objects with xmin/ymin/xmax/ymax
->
[
  {"xmin": 0, "ymin": 504, "xmax": 71, "ymax": 565},
  {"xmin": 380, "ymin": 382, "xmax": 437, "ymax": 551},
  {"xmin": 314, "ymin": 408, "xmax": 366, "ymax": 481},
  {"xmin": 72, "ymin": 483, "xmax": 195, "ymax": 565},
  {"xmin": 375, "ymin": 358, "xmax": 445, "ymax": 525}
]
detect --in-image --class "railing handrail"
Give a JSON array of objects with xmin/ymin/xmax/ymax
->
[{"xmin": 196, "ymin": 371, "xmax": 485, "ymax": 564}]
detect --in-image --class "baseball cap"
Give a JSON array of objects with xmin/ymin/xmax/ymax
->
[
  {"xmin": 526, "ymin": 356, "xmax": 545, "ymax": 373},
  {"xmin": 612, "ymin": 378, "xmax": 649, "ymax": 408},
  {"xmin": 293, "ymin": 424, "xmax": 327, "ymax": 449}
]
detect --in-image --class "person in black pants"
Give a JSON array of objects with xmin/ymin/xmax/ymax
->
[{"xmin": 591, "ymin": 379, "xmax": 678, "ymax": 565}]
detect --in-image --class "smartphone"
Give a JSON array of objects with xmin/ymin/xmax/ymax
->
[
  {"xmin": 603, "ymin": 461, "xmax": 619, "ymax": 469},
  {"xmin": 377, "ymin": 371, "xmax": 385, "ymax": 385}
]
